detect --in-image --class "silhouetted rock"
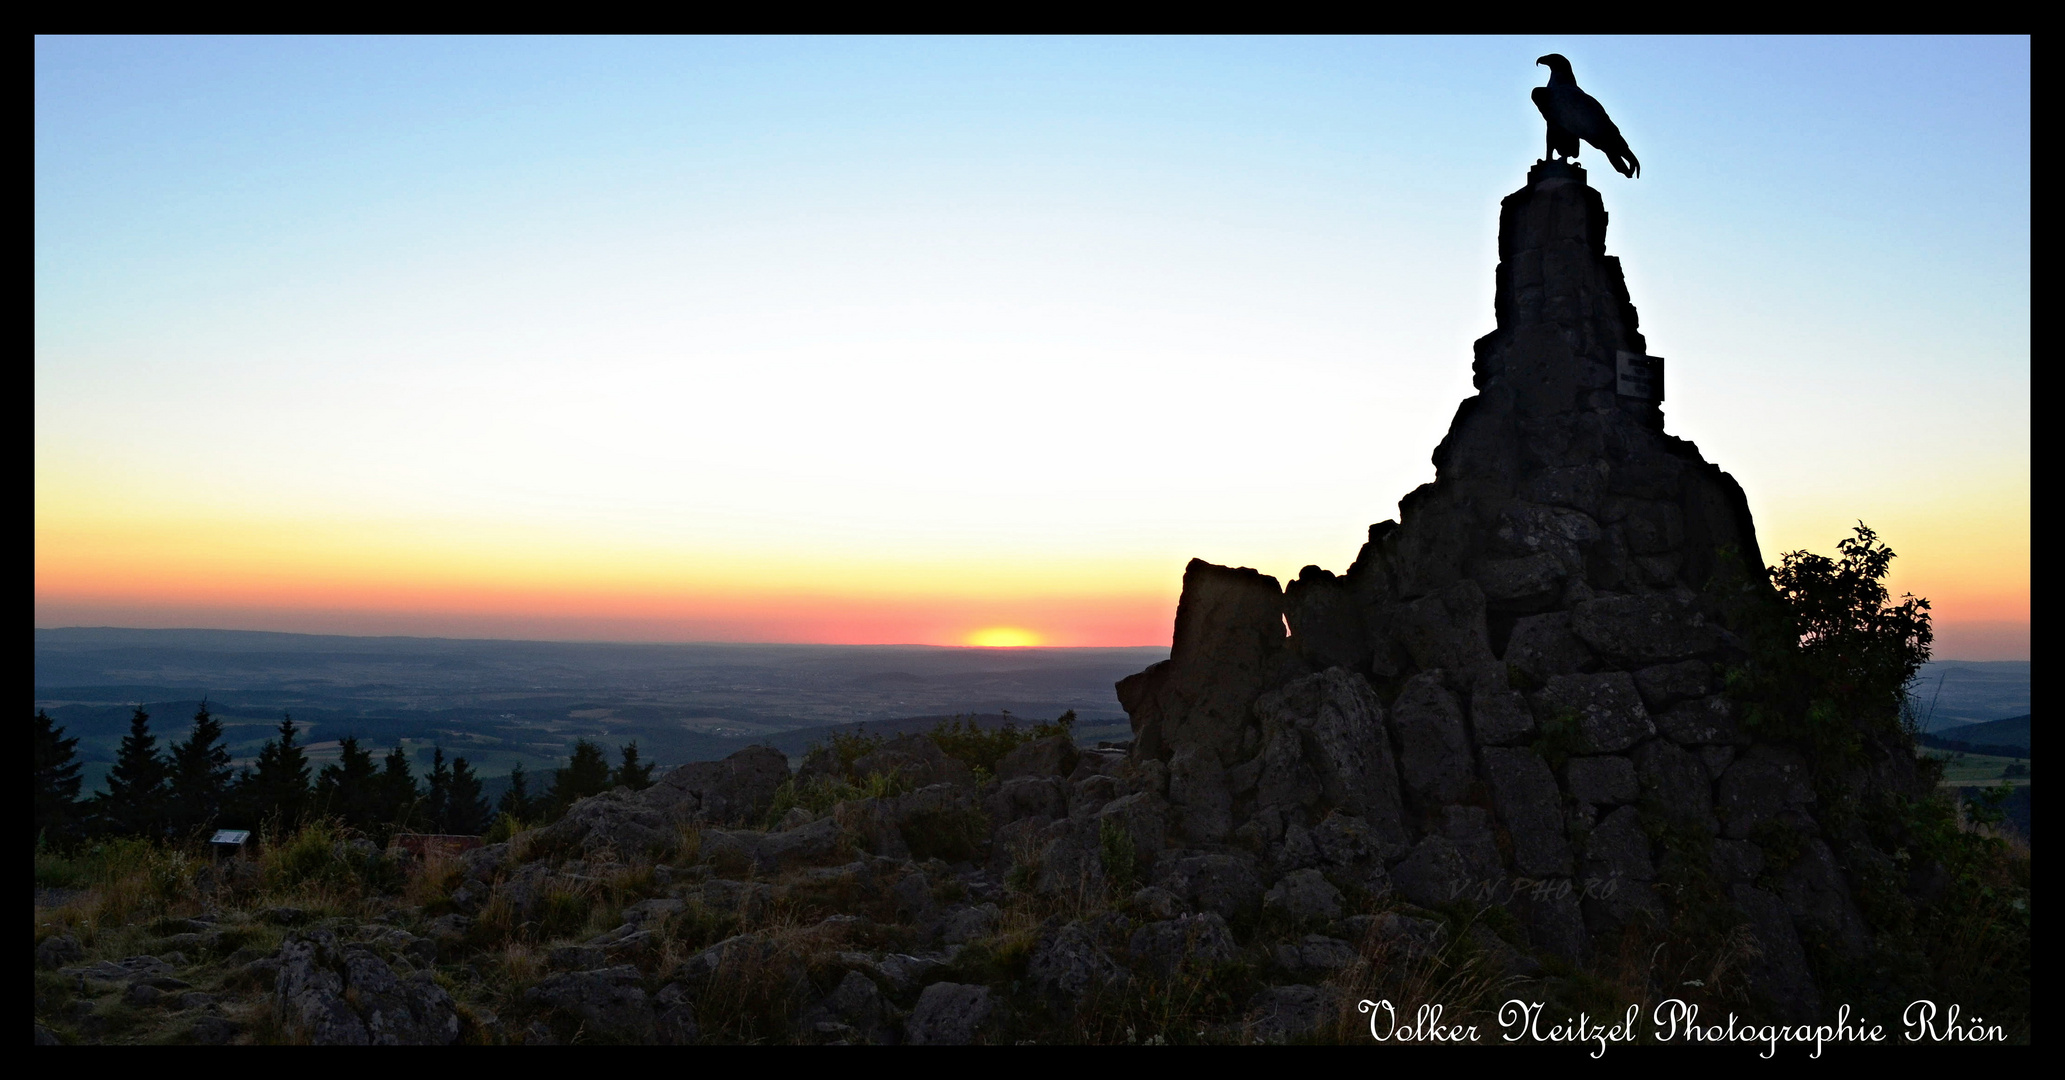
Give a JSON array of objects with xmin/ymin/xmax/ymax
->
[{"xmin": 1106, "ymin": 163, "xmax": 1927, "ymax": 1023}]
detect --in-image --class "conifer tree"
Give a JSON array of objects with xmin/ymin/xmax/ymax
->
[
  {"xmin": 426, "ymin": 746, "xmax": 452, "ymax": 833},
  {"xmin": 97, "ymin": 706, "xmax": 169, "ymax": 838},
  {"xmin": 380, "ymin": 744, "xmax": 421, "ymax": 830},
  {"xmin": 314, "ymin": 736, "xmax": 379, "ymax": 829},
  {"xmin": 499, "ymin": 762, "xmax": 536, "ymax": 822},
  {"xmin": 614, "ymin": 740, "xmax": 654, "ymax": 791},
  {"xmin": 546, "ymin": 739, "xmax": 614, "ymax": 817},
  {"xmin": 167, "ymin": 701, "xmax": 235, "ymax": 835},
  {"xmin": 247, "ymin": 713, "xmax": 312, "ymax": 828},
  {"xmin": 445, "ymin": 756, "xmax": 491, "ymax": 835},
  {"xmin": 34, "ymin": 710, "xmax": 85, "ymax": 843}
]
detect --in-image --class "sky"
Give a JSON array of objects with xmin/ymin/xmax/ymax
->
[{"xmin": 34, "ymin": 36, "xmax": 2030, "ymax": 657}]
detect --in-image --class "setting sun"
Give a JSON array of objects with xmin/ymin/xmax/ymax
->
[{"xmin": 966, "ymin": 627, "xmax": 1043, "ymax": 648}]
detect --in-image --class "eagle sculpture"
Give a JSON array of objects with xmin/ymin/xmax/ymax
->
[{"xmin": 1531, "ymin": 54, "xmax": 1640, "ymax": 178}]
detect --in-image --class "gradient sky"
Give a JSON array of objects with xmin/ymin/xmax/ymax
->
[{"xmin": 35, "ymin": 36, "xmax": 2030, "ymax": 657}]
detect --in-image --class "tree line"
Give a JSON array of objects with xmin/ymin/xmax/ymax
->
[{"xmin": 33, "ymin": 702, "xmax": 655, "ymax": 847}]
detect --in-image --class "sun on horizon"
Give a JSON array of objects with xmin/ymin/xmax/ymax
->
[{"xmin": 965, "ymin": 627, "xmax": 1043, "ymax": 648}]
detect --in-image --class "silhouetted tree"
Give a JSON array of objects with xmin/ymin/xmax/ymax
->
[
  {"xmin": 166, "ymin": 701, "xmax": 235, "ymax": 836},
  {"xmin": 246, "ymin": 713, "xmax": 312, "ymax": 828},
  {"xmin": 314, "ymin": 736, "xmax": 380, "ymax": 829},
  {"xmin": 445, "ymin": 756, "xmax": 490, "ymax": 835},
  {"xmin": 34, "ymin": 710, "xmax": 84, "ymax": 844},
  {"xmin": 547, "ymin": 739, "xmax": 614, "ymax": 817},
  {"xmin": 425, "ymin": 746, "xmax": 452, "ymax": 833},
  {"xmin": 380, "ymin": 744, "xmax": 421, "ymax": 829},
  {"xmin": 96, "ymin": 706, "xmax": 169, "ymax": 838},
  {"xmin": 614, "ymin": 740, "xmax": 654, "ymax": 791},
  {"xmin": 499, "ymin": 762, "xmax": 537, "ymax": 822},
  {"xmin": 1727, "ymin": 522, "xmax": 1935, "ymax": 761}
]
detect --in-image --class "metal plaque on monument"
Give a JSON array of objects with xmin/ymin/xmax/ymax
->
[{"xmin": 1616, "ymin": 350, "xmax": 1664, "ymax": 401}]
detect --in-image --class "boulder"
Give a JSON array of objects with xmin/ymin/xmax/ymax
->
[
  {"xmin": 1244, "ymin": 985, "xmax": 1339, "ymax": 1043},
  {"xmin": 36, "ymin": 934, "xmax": 82, "ymax": 970},
  {"xmin": 1533, "ymin": 672, "xmax": 1654, "ymax": 753},
  {"xmin": 1632, "ymin": 659, "xmax": 1712, "ymax": 711},
  {"xmin": 644, "ymin": 744, "xmax": 791, "ymax": 826},
  {"xmin": 274, "ymin": 930, "xmax": 458, "ymax": 1046},
  {"xmin": 1389, "ymin": 835, "xmax": 1470, "ymax": 909},
  {"xmin": 1251, "ymin": 668, "xmax": 1408, "ymax": 836},
  {"xmin": 1274, "ymin": 935, "xmax": 1360, "ymax": 979},
  {"xmin": 987, "ymin": 776, "xmax": 1067, "ymax": 826},
  {"xmin": 1564, "ymin": 754, "xmax": 1637, "ymax": 806},
  {"xmin": 1582, "ymin": 805, "xmax": 1655, "ymax": 882},
  {"xmin": 1154, "ymin": 851, "xmax": 1264, "ymax": 919},
  {"xmin": 795, "ymin": 970, "xmax": 891, "ymax": 1045},
  {"xmin": 1389, "ymin": 672, "xmax": 1475, "ymax": 807},
  {"xmin": 1127, "ymin": 913, "xmax": 1239, "ymax": 978},
  {"xmin": 995, "ymin": 734, "xmax": 1079, "ymax": 781},
  {"xmin": 1027, "ymin": 922, "xmax": 1124, "ymax": 1002},
  {"xmin": 1714, "ymin": 745, "xmax": 1816, "ymax": 840},
  {"xmin": 1570, "ymin": 591, "xmax": 1720, "ymax": 665},
  {"xmin": 1730, "ymin": 885, "xmax": 1821, "ymax": 1022},
  {"xmin": 1117, "ymin": 559, "xmax": 1289, "ymax": 764},
  {"xmin": 523, "ymin": 966, "xmax": 654, "ymax": 1043},
  {"xmin": 904, "ymin": 983, "xmax": 993, "ymax": 1045},
  {"xmin": 1503, "ymin": 611, "xmax": 1594, "ymax": 685},
  {"xmin": 1631, "ymin": 738, "xmax": 1718, "ymax": 835},
  {"xmin": 1398, "ymin": 581, "xmax": 1497, "ymax": 672},
  {"xmin": 1481, "ymin": 747, "xmax": 1573, "ymax": 877},
  {"xmin": 1655, "ymin": 695, "xmax": 1745, "ymax": 746},
  {"xmin": 850, "ymin": 734, "xmax": 976, "ymax": 791},
  {"xmin": 1285, "ymin": 565, "xmax": 1371, "ymax": 672},
  {"xmin": 1263, "ymin": 868, "xmax": 1344, "ymax": 921}
]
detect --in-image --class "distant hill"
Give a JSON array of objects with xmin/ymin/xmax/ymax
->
[
  {"xmin": 1920, "ymin": 714, "xmax": 2030, "ymax": 756},
  {"xmin": 1911, "ymin": 660, "xmax": 2031, "ymax": 731}
]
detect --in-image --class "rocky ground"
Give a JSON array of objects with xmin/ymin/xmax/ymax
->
[{"xmin": 34, "ymin": 734, "xmax": 1585, "ymax": 1045}]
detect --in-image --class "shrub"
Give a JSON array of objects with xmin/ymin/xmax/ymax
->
[
  {"xmin": 927, "ymin": 710, "xmax": 1076, "ymax": 779},
  {"xmin": 901, "ymin": 806, "xmax": 989, "ymax": 863},
  {"xmin": 1098, "ymin": 818, "xmax": 1138, "ymax": 891}
]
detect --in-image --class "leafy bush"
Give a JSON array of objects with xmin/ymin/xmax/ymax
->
[
  {"xmin": 1717, "ymin": 524, "xmax": 2026, "ymax": 1037},
  {"xmin": 760, "ymin": 771, "xmax": 910, "ymax": 829},
  {"xmin": 927, "ymin": 710, "xmax": 1076, "ymax": 779},
  {"xmin": 1724, "ymin": 523, "xmax": 1932, "ymax": 765}
]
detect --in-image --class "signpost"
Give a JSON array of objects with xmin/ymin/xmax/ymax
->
[
  {"xmin": 1616, "ymin": 350, "xmax": 1664, "ymax": 401},
  {"xmin": 209, "ymin": 829, "xmax": 251, "ymax": 860}
]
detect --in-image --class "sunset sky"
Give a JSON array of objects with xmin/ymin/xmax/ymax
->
[{"xmin": 35, "ymin": 36, "xmax": 2029, "ymax": 657}]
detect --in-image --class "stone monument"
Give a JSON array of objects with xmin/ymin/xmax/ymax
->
[{"xmin": 1115, "ymin": 159, "xmax": 1883, "ymax": 1020}]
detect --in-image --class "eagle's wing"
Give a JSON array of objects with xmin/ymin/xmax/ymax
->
[{"xmin": 1557, "ymin": 88, "xmax": 1641, "ymax": 178}]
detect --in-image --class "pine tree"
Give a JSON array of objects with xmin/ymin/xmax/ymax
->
[
  {"xmin": 167, "ymin": 701, "xmax": 235, "ymax": 835},
  {"xmin": 248, "ymin": 713, "xmax": 312, "ymax": 828},
  {"xmin": 499, "ymin": 762, "xmax": 536, "ymax": 822},
  {"xmin": 380, "ymin": 744, "xmax": 421, "ymax": 830},
  {"xmin": 425, "ymin": 746, "xmax": 452, "ymax": 833},
  {"xmin": 614, "ymin": 740, "xmax": 654, "ymax": 791},
  {"xmin": 97, "ymin": 706, "xmax": 169, "ymax": 838},
  {"xmin": 546, "ymin": 739, "xmax": 614, "ymax": 818},
  {"xmin": 445, "ymin": 756, "xmax": 491, "ymax": 835},
  {"xmin": 34, "ymin": 710, "xmax": 85, "ymax": 844},
  {"xmin": 314, "ymin": 736, "xmax": 380, "ymax": 829}
]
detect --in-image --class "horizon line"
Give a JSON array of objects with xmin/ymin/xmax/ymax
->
[
  {"xmin": 32, "ymin": 624, "xmax": 1172, "ymax": 650},
  {"xmin": 30, "ymin": 623, "xmax": 2026, "ymax": 663}
]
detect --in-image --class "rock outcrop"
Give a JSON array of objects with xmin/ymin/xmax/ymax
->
[{"xmin": 1113, "ymin": 161, "xmax": 1895, "ymax": 1020}]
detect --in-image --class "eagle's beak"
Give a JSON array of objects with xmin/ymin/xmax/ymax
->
[{"xmin": 1536, "ymin": 56, "xmax": 1551, "ymax": 66}]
